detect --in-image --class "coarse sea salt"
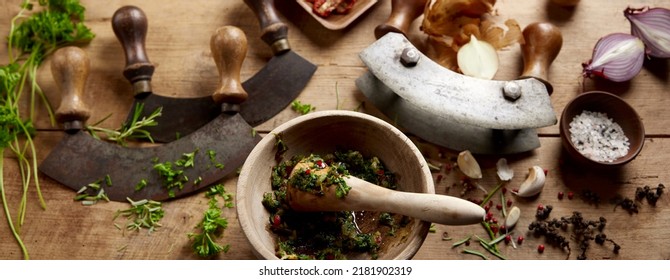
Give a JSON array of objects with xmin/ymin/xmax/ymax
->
[{"xmin": 569, "ymin": 110, "xmax": 630, "ymax": 162}]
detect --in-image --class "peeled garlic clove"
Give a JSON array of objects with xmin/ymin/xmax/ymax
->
[
  {"xmin": 505, "ymin": 206, "xmax": 521, "ymax": 229},
  {"xmin": 496, "ymin": 158, "xmax": 514, "ymax": 181},
  {"xmin": 514, "ymin": 166, "xmax": 545, "ymax": 197},
  {"xmin": 457, "ymin": 35, "xmax": 499, "ymax": 80},
  {"xmin": 457, "ymin": 150, "xmax": 482, "ymax": 179}
]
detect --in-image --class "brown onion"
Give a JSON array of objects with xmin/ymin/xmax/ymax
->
[
  {"xmin": 582, "ymin": 33, "xmax": 645, "ymax": 82},
  {"xmin": 625, "ymin": 7, "xmax": 670, "ymax": 58}
]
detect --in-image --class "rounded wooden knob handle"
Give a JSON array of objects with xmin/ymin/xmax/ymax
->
[
  {"xmin": 375, "ymin": 0, "xmax": 428, "ymax": 39},
  {"xmin": 211, "ymin": 26, "xmax": 248, "ymax": 110},
  {"xmin": 112, "ymin": 5, "xmax": 154, "ymax": 95},
  {"xmin": 51, "ymin": 46, "xmax": 91, "ymax": 132},
  {"xmin": 244, "ymin": 0, "xmax": 290, "ymax": 54},
  {"xmin": 520, "ymin": 22, "xmax": 563, "ymax": 94}
]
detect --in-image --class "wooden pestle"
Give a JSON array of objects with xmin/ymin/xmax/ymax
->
[{"xmin": 287, "ymin": 160, "xmax": 485, "ymax": 226}]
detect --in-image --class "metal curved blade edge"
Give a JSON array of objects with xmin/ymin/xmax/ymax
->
[
  {"xmin": 39, "ymin": 114, "xmax": 260, "ymax": 202},
  {"xmin": 124, "ymin": 95, "xmax": 219, "ymax": 143},
  {"xmin": 240, "ymin": 50, "xmax": 317, "ymax": 126},
  {"xmin": 356, "ymin": 72, "xmax": 540, "ymax": 155}
]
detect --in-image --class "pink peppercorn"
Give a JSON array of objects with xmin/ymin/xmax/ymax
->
[
  {"xmin": 558, "ymin": 191, "xmax": 564, "ymax": 200},
  {"xmin": 538, "ymin": 244, "xmax": 545, "ymax": 253}
]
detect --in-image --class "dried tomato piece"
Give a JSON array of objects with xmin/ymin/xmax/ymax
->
[{"xmin": 313, "ymin": 0, "xmax": 344, "ymax": 18}]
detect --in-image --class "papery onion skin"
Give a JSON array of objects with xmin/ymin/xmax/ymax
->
[
  {"xmin": 625, "ymin": 7, "xmax": 670, "ymax": 58},
  {"xmin": 582, "ymin": 33, "xmax": 645, "ymax": 82}
]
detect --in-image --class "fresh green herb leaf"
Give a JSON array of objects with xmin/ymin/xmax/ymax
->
[
  {"xmin": 87, "ymin": 103, "xmax": 162, "ymax": 146},
  {"xmin": 135, "ymin": 179, "xmax": 148, "ymax": 191},
  {"xmin": 291, "ymin": 100, "xmax": 315, "ymax": 115},
  {"xmin": 189, "ymin": 184, "xmax": 234, "ymax": 258},
  {"xmin": 114, "ymin": 197, "xmax": 164, "ymax": 233}
]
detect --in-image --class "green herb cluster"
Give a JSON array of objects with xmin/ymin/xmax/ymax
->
[
  {"xmin": 264, "ymin": 150, "xmax": 404, "ymax": 260},
  {"xmin": 114, "ymin": 197, "xmax": 164, "ymax": 233},
  {"xmin": 1, "ymin": 0, "xmax": 94, "ymax": 260},
  {"xmin": 73, "ymin": 175, "xmax": 112, "ymax": 205},
  {"xmin": 87, "ymin": 103, "xmax": 162, "ymax": 146},
  {"xmin": 290, "ymin": 100, "xmax": 315, "ymax": 115},
  {"xmin": 153, "ymin": 150, "xmax": 198, "ymax": 198},
  {"xmin": 188, "ymin": 184, "xmax": 234, "ymax": 258}
]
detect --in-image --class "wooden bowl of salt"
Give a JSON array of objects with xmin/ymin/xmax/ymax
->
[{"xmin": 559, "ymin": 91, "xmax": 645, "ymax": 168}]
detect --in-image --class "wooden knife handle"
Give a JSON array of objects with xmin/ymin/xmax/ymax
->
[
  {"xmin": 112, "ymin": 5, "xmax": 155, "ymax": 96},
  {"xmin": 244, "ymin": 0, "xmax": 290, "ymax": 55},
  {"xmin": 211, "ymin": 26, "xmax": 248, "ymax": 112},
  {"xmin": 375, "ymin": 0, "xmax": 428, "ymax": 39},
  {"xmin": 51, "ymin": 46, "xmax": 91, "ymax": 132},
  {"xmin": 520, "ymin": 22, "xmax": 563, "ymax": 95}
]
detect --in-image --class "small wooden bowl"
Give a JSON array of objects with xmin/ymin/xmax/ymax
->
[
  {"xmin": 237, "ymin": 110, "xmax": 433, "ymax": 259},
  {"xmin": 296, "ymin": 0, "xmax": 379, "ymax": 30},
  {"xmin": 559, "ymin": 91, "xmax": 645, "ymax": 168}
]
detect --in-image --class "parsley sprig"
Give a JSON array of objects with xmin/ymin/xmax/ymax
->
[
  {"xmin": 1, "ymin": 0, "xmax": 94, "ymax": 260},
  {"xmin": 188, "ymin": 184, "xmax": 234, "ymax": 258}
]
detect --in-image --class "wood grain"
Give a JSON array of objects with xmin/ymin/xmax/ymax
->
[{"xmin": 1, "ymin": 0, "xmax": 669, "ymax": 260}]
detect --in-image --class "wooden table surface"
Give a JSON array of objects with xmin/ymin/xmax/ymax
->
[{"xmin": 1, "ymin": 0, "xmax": 669, "ymax": 260}]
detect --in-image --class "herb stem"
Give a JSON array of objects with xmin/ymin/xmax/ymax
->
[
  {"xmin": 462, "ymin": 249, "xmax": 488, "ymax": 260},
  {"xmin": 452, "ymin": 235, "xmax": 472, "ymax": 248},
  {"xmin": 0, "ymin": 149, "xmax": 30, "ymax": 259},
  {"xmin": 479, "ymin": 181, "xmax": 504, "ymax": 207}
]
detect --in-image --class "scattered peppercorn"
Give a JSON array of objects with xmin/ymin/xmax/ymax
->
[
  {"xmin": 567, "ymin": 191, "xmax": 574, "ymax": 200},
  {"xmin": 535, "ymin": 204, "xmax": 553, "ymax": 220},
  {"xmin": 528, "ymin": 211, "xmax": 613, "ymax": 260},
  {"xmin": 634, "ymin": 183, "xmax": 665, "ymax": 206},
  {"xmin": 517, "ymin": 236, "xmax": 524, "ymax": 244},
  {"xmin": 582, "ymin": 189, "xmax": 601, "ymax": 205},
  {"xmin": 558, "ymin": 191, "xmax": 564, "ymax": 200},
  {"xmin": 537, "ymin": 244, "xmax": 545, "ymax": 253},
  {"xmin": 506, "ymin": 199, "xmax": 513, "ymax": 207},
  {"xmin": 614, "ymin": 197, "xmax": 639, "ymax": 214}
]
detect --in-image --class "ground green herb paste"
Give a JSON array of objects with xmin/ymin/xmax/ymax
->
[{"xmin": 262, "ymin": 150, "xmax": 410, "ymax": 260}]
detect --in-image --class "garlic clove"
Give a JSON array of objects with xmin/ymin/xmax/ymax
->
[
  {"xmin": 457, "ymin": 35, "xmax": 499, "ymax": 80},
  {"xmin": 514, "ymin": 166, "xmax": 545, "ymax": 197},
  {"xmin": 505, "ymin": 206, "xmax": 521, "ymax": 229},
  {"xmin": 457, "ymin": 150, "xmax": 482, "ymax": 179},
  {"xmin": 496, "ymin": 158, "xmax": 514, "ymax": 181}
]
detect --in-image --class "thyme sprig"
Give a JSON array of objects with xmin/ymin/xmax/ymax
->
[{"xmin": 87, "ymin": 103, "xmax": 162, "ymax": 146}]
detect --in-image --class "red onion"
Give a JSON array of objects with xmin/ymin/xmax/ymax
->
[
  {"xmin": 625, "ymin": 7, "xmax": 670, "ymax": 58},
  {"xmin": 582, "ymin": 33, "xmax": 645, "ymax": 82}
]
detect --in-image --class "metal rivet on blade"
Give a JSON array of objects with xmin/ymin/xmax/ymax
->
[
  {"xmin": 503, "ymin": 81, "xmax": 522, "ymax": 101},
  {"xmin": 400, "ymin": 48, "xmax": 420, "ymax": 67}
]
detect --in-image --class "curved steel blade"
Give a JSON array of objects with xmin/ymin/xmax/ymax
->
[
  {"xmin": 356, "ymin": 72, "xmax": 540, "ymax": 155},
  {"xmin": 39, "ymin": 114, "xmax": 260, "ymax": 202},
  {"xmin": 126, "ymin": 95, "xmax": 219, "ymax": 142},
  {"xmin": 124, "ymin": 50, "xmax": 315, "ymax": 143},
  {"xmin": 359, "ymin": 33, "xmax": 556, "ymax": 130},
  {"xmin": 240, "ymin": 50, "xmax": 317, "ymax": 126}
]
